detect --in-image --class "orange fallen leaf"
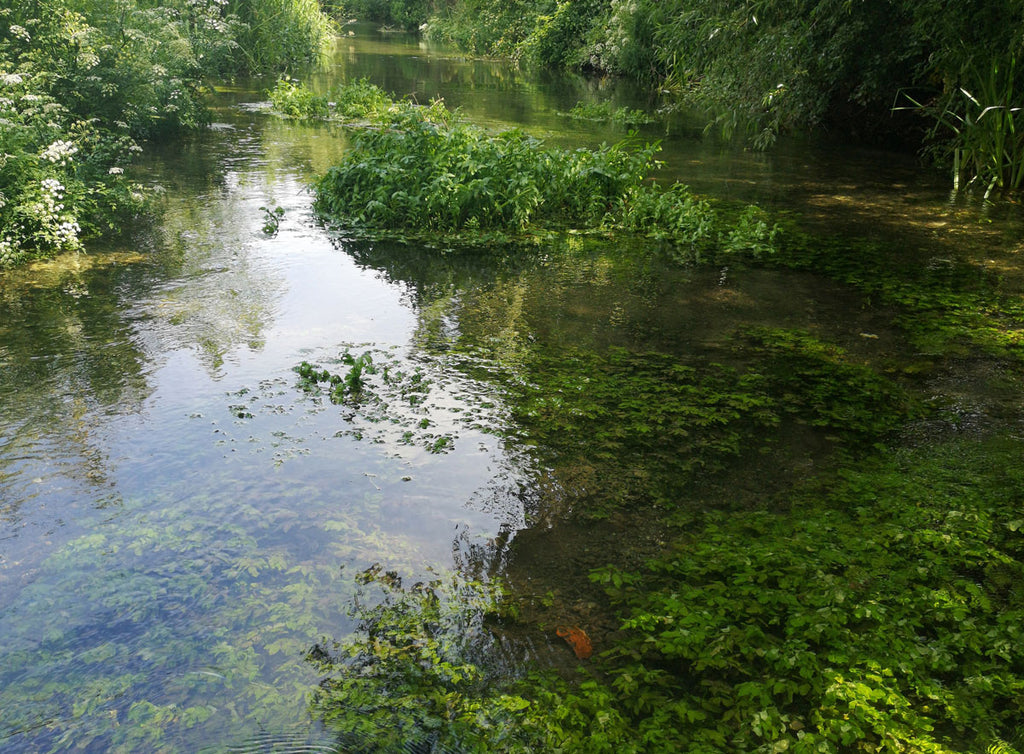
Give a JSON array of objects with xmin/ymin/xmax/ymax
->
[{"xmin": 556, "ymin": 625, "xmax": 593, "ymax": 659}]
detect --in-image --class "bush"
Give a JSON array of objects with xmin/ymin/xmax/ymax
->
[
  {"xmin": 310, "ymin": 88, "xmax": 779, "ymax": 258},
  {"xmin": 0, "ymin": 0, "xmax": 333, "ymax": 265}
]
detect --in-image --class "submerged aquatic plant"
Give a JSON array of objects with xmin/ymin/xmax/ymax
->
[
  {"xmin": 306, "ymin": 437, "xmax": 1024, "ymax": 754},
  {"xmin": 293, "ymin": 348, "xmax": 467, "ymax": 453},
  {"xmin": 308, "ymin": 566, "xmax": 531, "ymax": 754},
  {"xmin": 259, "ymin": 205, "xmax": 285, "ymax": 235},
  {"xmin": 297, "ymin": 351, "xmax": 377, "ymax": 404}
]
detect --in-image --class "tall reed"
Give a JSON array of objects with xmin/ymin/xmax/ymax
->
[
  {"xmin": 905, "ymin": 53, "xmax": 1024, "ymax": 197},
  {"xmin": 229, "ymin": 0, "xmax": 335, "ymax": 73}
]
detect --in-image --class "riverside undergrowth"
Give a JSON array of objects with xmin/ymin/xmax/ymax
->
[
  {"xmin": 293, "ymin": 80, "xmax": 778, "ymax": 256},
  {"xmin": 0, "ymin": 0, "xmax": 332, "ymax": 267}
]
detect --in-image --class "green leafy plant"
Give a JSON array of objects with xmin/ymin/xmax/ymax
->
[
  {"xmin": 329, "ymin": 78, "xmax": 394, "ymax": 119},
  {"xmin": 902, "ymin": 53, "xmax": 1024, "ymax": 197},
  {"xmin": 227, "ymin": 0, "xmax": 335, "ymax": 73},
  {"xmin": 267, "ymin": 78, "xmax": 330, "ymax": 118},
  {"xmin": 562, "ymin": 101, "xmax": 655, "ymax": 126},
  {"xmin": 308, "ymin": 566, "xmax": 534, "ymax": 754},
  {"xmin": 259, "ymin": 205, "xmax": 285, "ymax": 235},
  {"xmin": 293, "ymin": 348, "xmax": 466, "ymax": 453},
  {"xmin": 0, "ymin": 0, "xmax": 332, "ymax": 266},
  {"xmin": 576, "ymin": 436, "xmax": 1024, "ymax": 752},
  {"xmin": 309, "ymin": 89, "xmax": 778, "ymax": 256}
]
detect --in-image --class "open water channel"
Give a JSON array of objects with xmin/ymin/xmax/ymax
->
[{"xmin": 2, "ymin": 24, "xmax": 1024, "ymax": 753}]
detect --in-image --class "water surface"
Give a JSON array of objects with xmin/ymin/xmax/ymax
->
[{"xmin": 1, "ymin": 24, "xmax": 1022, "ymax": 753}]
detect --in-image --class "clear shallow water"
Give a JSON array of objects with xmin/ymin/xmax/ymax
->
[{"xmin": 2, "ymin": 25, "xmax": 1023, "ymax": 754}]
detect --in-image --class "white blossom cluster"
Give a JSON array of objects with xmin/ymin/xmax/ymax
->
[
  {"xmin": 589, "ymin": 0, "xmax": 637, "ymax": 73},
  {"xmin": 18, "ymin": 179, "xmax": 84, "ymax": 251},
  {"xmin": 0, "ymin": 235, "xmax": 20, "ymax": 266},
  {"xmin": 41, "ymin": 140, "xmax": 78, "ymax": 165}
]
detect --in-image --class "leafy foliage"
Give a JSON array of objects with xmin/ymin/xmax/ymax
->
[
  {"xmin": 310, "ymin": 436, "xmax": 1024, "ymax": 753},
  {"xmin": 578, "ymin": 437, "xmax": 1024, "ymax": 752},
  {"xmin": 268, "ymin": 77, "xmax": 330, "ymax": 118},
  {"xmin": 341, "ymin": 0, "xmax": 435, "ymax": 31},
  {"xmin": 308, "ymin": 567, "xmax": 537, "ymax": 753},
  {"xmin": 227, "ymin": 0, "xmax": 334, "ymax": 73},
  {"xmin": 308, "ymin": 88, "xmax": 779, "ymax": 255},
  {"xmin": 475, "ymin": 333, "xmax": 915, "ymax": 516},
  {"xmin": 267, "ymin": 76, "xmax": 393, "ymax": 119},
  {"xmin": 0, "ymin": 0, "xmax": 332, "ymax": 266},
  {"xmin": 561, "ymin": 100, "xmax": 654, "ymax": 126},
  {"xmin": 901, "ymin": 52, "xmax": 1024, "ymax": 197},
  {"xmin": 416, "ymin": 0, "xmax": 1024, "ymax": 187}
]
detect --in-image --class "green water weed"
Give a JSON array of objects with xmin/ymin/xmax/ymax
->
[
  {"xmin": 259, "ymin": 205, "xmax": 285, "ymax": 235},
  {"xmin": 308, "ymin": 567, "xmax": 537, "ymax": 754},
  {"xmin": 309, "ymin": 437, "xmax": 1024, "ymax": 752},
  {"xmin": 267, "ymin": 78, "xmax": 330, "ymax": 118},
  {"xmin": 294, "ymin": 349, "xmax": 472, "ymax": 454},
  {"xmin": 561, "ymin": 101, "xmax": 655, "ymax": 126}
]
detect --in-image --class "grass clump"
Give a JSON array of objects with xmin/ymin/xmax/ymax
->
[
  {"xmin": 902, "ymin": 52, "xmax": 1024, "ymax": 197},
  {"xmin": 314, "ymin": 114, "xmax": 658, "ymax": 235},
  {"xmin": 329, "ymin": 78, "xmax": 396, "ymax": 119},
  {"xmin": 267, "ymin": 77, "xmax": 395, "ymax": 120},
  {"xmin": 267, "ymin": 77, "xmax": 330, "ymax": 118}
]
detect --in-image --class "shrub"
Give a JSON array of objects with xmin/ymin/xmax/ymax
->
[
  {"xmin": 310, "ymin": 89, "xmax": 779, "ymax": 258},
  {"xmin": 0, "ymin": 0, "xmax": 333, "ymax": 265}
]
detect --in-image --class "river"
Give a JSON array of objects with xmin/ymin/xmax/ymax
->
[{"xmin": 1, "ymin": 25, "xmax": 1022, "ymax": 753}]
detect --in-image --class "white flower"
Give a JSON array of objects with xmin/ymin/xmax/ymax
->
[
  {"xmin": 108, "ymin": 167, "xmax": 124, "ymax": 175},
  {"xmin": 0, "ymin": 73, "xmax": 24, "ymax": 85},
  {"xmin": 9, "ymin": 25, "xmax": 30, "ymax": 42},
  {"xmin": 41, "ymin": 178, "xmax": 64, "ymax": 196},
  {"xmin": 41, "ymin": 140, "xmax": 78, "ymax": 164},
  {"xmin": 57, "ymin": 221, "xmax": 81, "ymax": 242}
]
